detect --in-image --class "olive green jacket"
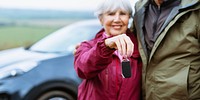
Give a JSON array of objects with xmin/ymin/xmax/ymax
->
[{"xmin": 131, "ymin": 0, "xmax": 200, "ymax": 100}]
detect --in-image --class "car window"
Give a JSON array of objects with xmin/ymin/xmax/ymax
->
[{"xmin": 29, "ymin": 21, "xmax": 102, "ymax": 54}]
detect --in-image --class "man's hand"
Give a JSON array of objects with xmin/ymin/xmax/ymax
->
[
  {"xmin": 73, "ymin": 43, "xmax": 81, "ymax": 55},
  {"xmin": 104, "ymin": 34, "xmax": 134, "ymax": 58}
]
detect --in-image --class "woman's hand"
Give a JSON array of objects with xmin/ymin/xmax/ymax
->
[
  {"xmin": 104, "ymin": 34, "xmax": 134, "ymax": 58},
  {"xmin": 73, "ymin": 43, "xmax": 81, "ymax": 55}
]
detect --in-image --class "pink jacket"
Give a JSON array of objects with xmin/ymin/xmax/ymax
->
[{"xmin": 74, "ymin": 29, "xmax": 142, "ymax": 100}]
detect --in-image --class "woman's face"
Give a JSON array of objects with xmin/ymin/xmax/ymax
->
[{"xmin": 100, "ymin": 9, "xmax": 130, "ymax": 37}]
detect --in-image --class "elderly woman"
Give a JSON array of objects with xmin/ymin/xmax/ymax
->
[{"xmin": 74, "ymin": 0, "xmax": 142, "ymax": 100}]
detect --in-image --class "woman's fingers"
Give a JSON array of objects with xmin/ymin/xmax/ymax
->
[
  {"xmin": 124, "ymin": 36, "xmax": 134, "ymax": 57},
  {"xmin": 115, "ymin": 34, "xmax": 134, "ymax": 58},
  {"xmin": 115, "ymin": 38, "xmax": 122, "ymax": 55},
  {"xmin": 118, "ymin": 34, "xmax": 127, "ymax": 57},
  {"xmin": 104, "ymin": 34, "xmax": 134, "ymax": 57},
  {"xmin": 121, "ymin": 34, "xmax": 134, "ymax": 57}
]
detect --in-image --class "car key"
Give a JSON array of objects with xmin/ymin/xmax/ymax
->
[{"xmin": 121, "ymin": 59, "xmax": 131, "ymax": 78}]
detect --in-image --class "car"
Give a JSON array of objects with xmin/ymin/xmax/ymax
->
[{"xmin": 0, "ymin": 19, "xmax": 102, "ymax": 100}]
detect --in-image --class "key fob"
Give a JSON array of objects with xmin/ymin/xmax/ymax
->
[{"xmin": 122, "ymin": 60, "xmax": 131, "ymax": 78}]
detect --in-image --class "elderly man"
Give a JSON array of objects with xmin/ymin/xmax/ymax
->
[{"xmin": 131, "ymin": 0, "xmax": 200, "ymax": 100}]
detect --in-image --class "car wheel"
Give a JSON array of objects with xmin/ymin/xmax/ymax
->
[{"xmin": 37, "ymin": 90, "xmax": 75, "ymax": 100}]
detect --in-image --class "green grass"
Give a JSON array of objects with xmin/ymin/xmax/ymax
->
[
  {"xmin": 0, "ymin": 17, "xmax": 86, "ymax": 51},
  {"xmin": 0, "ymin": 25, "xmax": 61, "ymax": 50}
]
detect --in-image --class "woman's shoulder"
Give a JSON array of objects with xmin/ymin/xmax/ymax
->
[{"xmin": 81, "ymin": 28, "xmax": 105, "ymax": 46}]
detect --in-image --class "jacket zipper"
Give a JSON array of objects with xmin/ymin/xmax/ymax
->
[
  {"xmin": 116, "ymin": 59, "xmax": 120, "ymax": 99},
  {"xmin": 105, "ymin": 68, "xmax": 108, "ymax": 90}
]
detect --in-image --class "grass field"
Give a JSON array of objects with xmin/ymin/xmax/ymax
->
[
  {"xmin": 0, "ymin": 14, "xmax": 89, "ymax": 50},
  {"xmin": 0, "ymin": 8, "xmax": 96, "ymax": 50},
  {"xmin": 0, "ymin": 25, "xmax": 61, "ymax": 50}
]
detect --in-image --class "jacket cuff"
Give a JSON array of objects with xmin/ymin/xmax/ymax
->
[{"xmin": 97, "ymin": 39, "xmax": 115, "ymax": 57}]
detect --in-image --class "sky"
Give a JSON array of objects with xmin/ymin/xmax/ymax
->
[{"xmin": 0, "ymin": 0, "xmax": 138, "ymax": 11}]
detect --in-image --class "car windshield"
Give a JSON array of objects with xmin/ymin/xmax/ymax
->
[{"xmin": 29, "ymin": 20, "xmax": 102, "ymax": 53}]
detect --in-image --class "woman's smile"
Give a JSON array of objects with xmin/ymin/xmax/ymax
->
[{"xmin": 112, "ymin": 25, "xmax": 122, "ymax": 30}]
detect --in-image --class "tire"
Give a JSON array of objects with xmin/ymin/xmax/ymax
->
[{"xmin": 37, "ymin": 90, "xmax": 75, "ymax": 100}]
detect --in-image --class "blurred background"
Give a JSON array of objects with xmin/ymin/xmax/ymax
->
[
  {"xmin": 0, "ymin": 0, "xmax": 137, "ymax": 50},
  {"xmin": 0, "ymin": 0, "xmax": 138, "ymax": 100}
]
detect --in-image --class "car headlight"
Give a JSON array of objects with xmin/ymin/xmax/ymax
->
[{"xmin": 0, "ymin": 61, "xmax": 38, "ymax": 79}]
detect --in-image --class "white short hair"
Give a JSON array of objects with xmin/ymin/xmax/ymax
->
[{"xmin": 94, "ymin": 0, "xmax": 133, "ymax": 19}]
